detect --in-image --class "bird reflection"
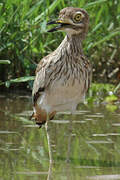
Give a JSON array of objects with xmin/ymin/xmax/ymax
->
[{"xmin": 45, "ymin": 117, "xmax": 73, "ymax": 180}]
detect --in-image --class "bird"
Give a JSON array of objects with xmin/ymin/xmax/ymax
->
[{"xmin": 32, "ymin": 7, "xmax": 92, "ymax": 127}]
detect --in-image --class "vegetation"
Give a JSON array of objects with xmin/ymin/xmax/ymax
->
[{"xmin": 0, "ymin": 0, "xmax": 120, "ymax": 96}]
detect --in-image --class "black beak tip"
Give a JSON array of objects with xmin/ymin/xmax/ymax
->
[
  {"xmin": 47, "ymin": 28, "xmax": 57, "ymax": 33},
  {"xmin": 47, "ymin": 20, "xmax": 62, "ymax": 33},
  {"xmin": 47, "ymin": 20, "xmax": 56, "ymax": 25}
]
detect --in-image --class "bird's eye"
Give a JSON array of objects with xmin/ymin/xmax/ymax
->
[{"xmin": 73, "ymin": 13, "xmax": 82, "ymax": 22}]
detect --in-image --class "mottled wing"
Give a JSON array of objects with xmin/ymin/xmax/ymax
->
[
  {"xmin": 32, "ymin": 53, "xmax": 55, "ymax": 105},
  {"xmin": 80, "ymin": 55, "xmax": 92, "ymax": 92},
  {"xmin": 86, "ymin": 57, "xmax": 92, "ymax": 90},
  {"xmin": 32, "ymin": 58, "xmax": 47, "ymax": 105},
  {"xmin": 88, "ymin": 61, "xmax": 92, "ymax": 89}
]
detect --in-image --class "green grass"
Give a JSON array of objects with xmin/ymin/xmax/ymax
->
[{"xmin": 0, "ymin": 0, "xmax": 120, "ymax": 91}]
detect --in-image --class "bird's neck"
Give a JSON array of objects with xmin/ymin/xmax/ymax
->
[
  {"xmin": 67, "ymin": 34, "xmax": 84, "ymax": 55},
  {"xmin": 57, "ymin": 35, "xmax": 84, "ymax": 57}
]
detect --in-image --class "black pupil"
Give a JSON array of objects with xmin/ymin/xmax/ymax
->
[{"xmin": 76, "ymin": 15, "xmax": 81, "ymax": 20}]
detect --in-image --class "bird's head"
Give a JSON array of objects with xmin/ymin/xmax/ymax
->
[{"xmin": 47, "ymin": 7, "xmax": 89, "ymax": 37}]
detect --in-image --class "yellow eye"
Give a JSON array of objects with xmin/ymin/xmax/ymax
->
[{"xmin": 73, "ymin": 13, "xmax": 82, "ymax": 22}]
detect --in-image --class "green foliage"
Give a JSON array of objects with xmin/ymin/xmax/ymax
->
[
  {"xmin": 87, "ymin": 83, "xmax": 116, "ymax": 104},
  {"xmin": 5, "ymin": 76, "xmax": 35, "ymax": 88},
  {"xmin": 0, "ymin": 0, "xmax": 120, "ymax": 90},
  {"xmin": 87, "ymin": 82, "xmax": 119, "ymax": 110},
  {"xmin": 114, "ymin": 82, "xmax": 120, "ymax": 94},
  {"xmin": 105, "ymin": 94, "xmax": 118, "ymax": 103}
]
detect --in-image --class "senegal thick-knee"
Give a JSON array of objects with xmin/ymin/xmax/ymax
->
[{"xmin": 32, "ymin": 7, "xmax": 92, "ymax": 127}]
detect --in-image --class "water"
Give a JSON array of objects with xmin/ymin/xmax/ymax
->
[{"xmin": 0, "ymin": 93, "xmax": 120, "ymax": 180}]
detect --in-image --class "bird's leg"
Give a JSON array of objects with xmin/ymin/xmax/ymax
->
[
  {"xmin": 45, "ymin": 116, "xmax": 53, "ymax": 180},
  {"xmin": 45, "ymin": 114, "xmax": 53, "ymax": 164},
  {"xmin": 66, "ymin": 110, "xmax": 74, "ymax": 163},
  {"xmin": 46, "ymin": 113, "xmax": 50, "ymax": 130}
]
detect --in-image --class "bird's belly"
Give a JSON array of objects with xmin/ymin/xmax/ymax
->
[{"xmin": 37, "ymin": 79, "xmax": 85, "ymax": 113}]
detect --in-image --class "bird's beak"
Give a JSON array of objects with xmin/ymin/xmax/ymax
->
[{"xmin": 47, "ymin": 20, "xmax": 70, "ymax": 32}]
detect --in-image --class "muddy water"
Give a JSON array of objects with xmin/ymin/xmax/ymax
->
[{"xmin": 0, "ymin": 93, "xmax": 120, "ymax": 180}]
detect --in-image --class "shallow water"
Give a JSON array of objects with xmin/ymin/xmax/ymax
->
[{"xmin": 0, "ymin": 93, "xmax": 120, "ymax": 180}]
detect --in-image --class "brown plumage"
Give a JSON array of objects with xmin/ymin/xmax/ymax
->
[{"xmin": 32, "ymin": 7, "xmax": 92, "ymax": 127}]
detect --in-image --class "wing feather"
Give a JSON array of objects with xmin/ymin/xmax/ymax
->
[{"xmin": 32, "ymin": 53, "xmax": 55, "ymax": 104}]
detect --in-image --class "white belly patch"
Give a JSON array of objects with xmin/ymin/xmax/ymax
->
[{"xmin": 37, "ymin": 79, "xmax": 85, "ymax": 113}]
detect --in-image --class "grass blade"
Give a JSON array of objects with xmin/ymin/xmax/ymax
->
[
  {"xmin": 35, "ymin": 0, "xmax": 62, "ymax": 23},
  {"xmin": 0, "ymin": 60, "xmax": 11, "ymax": 64},
  {"xmin": 9, "ymin": 76, "xmax": 35, "ymax": 83},
  {"xmin": 84, "ymin": 0, "xmax": 107, "ymax": 9},
  {"xmin": 91, "ymin": 28, "xmax": 120, "ymax": 48}
]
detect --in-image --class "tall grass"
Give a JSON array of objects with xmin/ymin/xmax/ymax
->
[{"xmin": 0, "ymin": 0, "xmax": 120, "ymax": 89}]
